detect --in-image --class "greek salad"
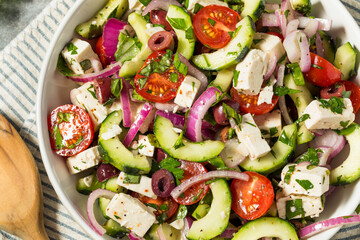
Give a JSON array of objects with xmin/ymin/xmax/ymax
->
[{"xmin": 49, "ymin": 0, "xmax": 360, "ymax": 239}]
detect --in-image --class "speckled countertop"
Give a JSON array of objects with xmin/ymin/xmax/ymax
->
[{"xmin": 0, "ymin": 0, "xmax": 51, "ymax": 50}]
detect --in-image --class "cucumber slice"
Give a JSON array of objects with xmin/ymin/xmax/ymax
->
[
  {"xmin": 166, "ymin": 5, "xmax": 195, "ymax": 60},
  {"xmin": 192, "ymin": 204, "xmax": 210, "ymax": 220},
  {"xmin": 240, "ymin": 0, "xmax": 265, "ymax": 22},
  {"xmin": 76, "ymin": 173, "xmax": 102, "ymax": 195},
  {"xmin": 99, "ymin": 197, "xmax": 111, "ymax": 219},
  {"xmin": 240, "ymin": 124, "xmax": 297, "ymax": 175},
  {"xmin": 232, "ymin": 217, "xmax": 298, "ymax": 240},
  {"xmin": 318, "ymin": 30, "xmax": 336, "ymax": 63},
  {"xmin": 98, "ymin": 111, "xmax": 151, "ymax": 174},
  {"xmin": 330, "ymin": 124, "xmax": 360, "ymax": 185},
  {"xmin": 192, "ymin": 16, "xmax": 255, "ymax": 71},
  {"xmin": 210, "ymin": 66, "xmax": 235, "ymax": 92},
  {"xmin": 148, "ymin": 223, "xmax": 180, "ymax": 240},
  {"xmin": 103, "ymin": 219, "xmax": 129, "ymax": 237},
  {"xmin": 154, "ymin": 116, "xmax": 224, "ymax": 162},
  {"xmin": 284, "ymin": 74, "xmax": 314, "ymax": 144},
  {"xmin": 187, "ymin": 179, "xmax": 231, "ymax": 240},
  {"xmin": 334, "ymin": 42, "xmax": 357, "ymax": 80},
  {"xmin": 75, "ymin": 0, "xmax": 128, "ymax": 39},
  {"xmin": 102, "ymin": 176, "xmax": 123, "ymax": 193},
  {"xmin": 290, "ymin": 0, "xmax": 311, "ymax": 15},
  {"xmin": 119, "ymin": 13, "xmax": 153, "ymax": 78}
]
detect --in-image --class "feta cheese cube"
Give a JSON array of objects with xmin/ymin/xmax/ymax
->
[
  {"xmin": 303, "ymin": 98, "xmax": 355, "ymax": 130},
  {"xmin": 253, "ymin": 33, "xmax": 286, "ymax": 60},
  {"xmin": 232, "ymin": 113, "xmax": 262, "ymax": 140},
  {"xmin": 233, "ymin": 49, "xmax": 269, "ymax": 95},
  {"xmin": 187, "ymin": 0, "xmax": 228, "ymax": 13},
  {"xmin": 174, "ymin": 76, "xmax": 201, "ymax": 108},
  {"xmin": 279, "ymin": 164, "xmax": 330, "ymax": 197},
  {"xmin": 71, "ymin": 82, "xmax": 108, "ymax": 131},
  {"xmin": 138, "ymin": 135, "xmax": 155, "ymax": 157},
  {"xmin": 253, "ymin": 110, "xmax": 282, "ymax": 138},
  {"xmin": 61, "ymin": 38, "xmax": 102, "ymax": 75},
  {"xmin": 244, "ymin": 135, "xmax": 271, "ymax": 160},
  {"xmin": 276, "ymin": 191, "xmax": 324, "ymax": 219},
  {"xmin": 117, "ymin": 172, "xmax": 157, "ymax": 199},
  {"xmin": 101, "ymin": 124, "xmax": 122, "ymax": 140},
  {"xmin": 257, "ymin": 86, "xmax": 274, "ymax": 105},
  {"xmin": 66, "ymin": 147, "xmax": 101, "ymax": 174},
  {"xmin": 220, "ymin": 138, "xmax": 249, "ymax": 168},
  {"xmin": 129, "ymin": 0, "xmax": 146, "ymax": 12},
  {"xmin": 169, "ymin": 219, "xmax": 185, "ymax": 230},
  {"xmin": 146, "ymin": 24, "xmax": 166, "ymax": 38},
  {"xmin": 106, "ymin": 193, "xmax": 156, "ymax": 237}
]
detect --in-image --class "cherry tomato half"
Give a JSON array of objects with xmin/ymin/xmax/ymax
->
[
  {"xmin": 48, "ymin": 104, "xmax": 94, "ymax": 156},
  {"xmin": 341, "ymin": 80, "xmax": 360, "ymax": 113},
  {"xmin": 230, "ymin": 87, "xmax": 279, "ymax": 115},
  {"xmin": 95, "ymin": 36, "xmax": 108, "ymax": 68},
  {"xmin": 173, "ymin": 160, "xmax": 209, "ymax": 205},
  {"xmin": 304, "ymin": 52, "xmax": 342, "ymax": 87},
  {"xmin": 193, "ymin": 5, "xmax": 241, "ymax": 49},
  {"xmin": 230, "ymin": 171, "xmax": 274, "ymax": 220},
  {"xmin": 134, "ymin": 51, "xmax": 185, "ymax": 103},
  {"xmin": 131, "ymin": 192, "xmax": 178, "ymax": 222}
]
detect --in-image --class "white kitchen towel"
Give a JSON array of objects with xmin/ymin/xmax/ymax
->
[{"xmin": 0, "ymin": 0, "xmax": 360, "ymax": 239}]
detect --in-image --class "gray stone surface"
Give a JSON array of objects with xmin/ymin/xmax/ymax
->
[{"xmin": 0, "ymin": 0, "xmax": 51, "ymax": 50}]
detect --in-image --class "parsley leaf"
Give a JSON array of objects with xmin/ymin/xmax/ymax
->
[
  {"xmin": 170, "ymin": 72, "xmax": 178, "ymax": 83},
  {"xmin": 318, "ymin": 97, "xmax": 346, "ymax": 114},
  {"xmin": 123, "ymin": 173, "xmax": 141, "ymax": 184},
  {"xmin": 67, "ymin": 43, "xmax": 78, "ymax": 55},
  {"xmin": 342, "ymin": 90, "xmax": 351, "ymax": 98},
  {"xmin": 295, "ymin": 147, "xmax": 321, "ymax": 165},
  {"xmin": 286, "ymin": 199, "xmax": 305, "ymax": 219},
  {"xmin": 111, "ymin": 78, "xmax": 123, "ymax": 98},
  {"xmin": 274, "ymin": 86, "xmax": 302, "ymax": 96},
  {"xmin": 294, "ymin": 114, "xmax": 310, "ymax": 126},
  {"xmin": 223, "ymin": 103, "xmax": 242, "ymax": 125},
  {"xmin": 284, "ymin": 165, "xmax": 295, "ymax": 184},
  {"xmin": 295, "ymin": 179, "xmax": 314, "ymax": 190},
  {"xmin": 208, "ymin": 18, "xmax": 216, "ymax": 26},
  {"xmin": 340, "ymin": 120, "xmax": 350, "ymax": 128},
  {"xmin": 185, "ymin": 27, "xmax": 195, "ymax": 42},
  {"xmin": 287, "ymin": 62, "xmax": 305, "ymax": 86},
  {"xmin": 194, "ymin": 3, "xmax": 204, "ymax": 14},
  {"xmin": 87, "ymin": 85, "xmax": 97, "ymax": 99},
  {"xmin": 159, "ymin": 157, "xmax": 184, "ymax": 185},
  {"xmin": 167, "ymin": 17, "xmax": 187, "ymax": 30}
]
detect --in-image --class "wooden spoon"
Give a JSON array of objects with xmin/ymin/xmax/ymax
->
[{"xmin": 0, "ymin": 114, "xmax": 49, "ymax": 240}]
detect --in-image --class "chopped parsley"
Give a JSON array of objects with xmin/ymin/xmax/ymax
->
[
  {"xmin": 173, "ymin": 53, "xmax": 188, "ymax": 75},
  {"xmin": 67, "ymin": 43, "xmax": 78, "ymax": 55},
  {"xmin": 284, "ymin": 165, "xmax": 296, "ymax": 184},
  {"xmin": 311, "ymin": 64, "xmax": 323, "ymax": 69},
  {"xmin": 269, "ymin": 127, "xmax": 278, "ymax": 137},
  {"xmin": 185, "ymin": 27, "xmax": 195, "ymax": 42},
  {"xmin": 111, "ymin": 78, "xmax": 123, "ymax": 98},
  {"xmin": 167, "ymin": 17, "xmax": 187, "ymax": 30},
  {"xmin": 57, "ymin": 112, "xmax": 72, "ymax": 124},
  {"xmin": 193, "ymin": 3, "xmax": 204, "ymax": 14},
  {"xmin": 123, "ymin": 173, "xmax": 141, "ymax": 184},
  {"xmin": 170, "ymin": 72, "xmax": 179, "ymax": 83},
  {"xmin": 294, "ymin": 114, "xmax": 310, "ymax": 126},
  {"xmin": 342, "ymin": 90, "xmax": 351, "ymax": 98},
  {"xmin": 159, "ymin": 157, "xmax": 184, "ymax": 185},
  {"xmin": 274, "ymin": 86, "xmax": 302, "ymax": 97},
  {"xmin": 223, "ymin": 103, "xmax": 242, "ymax": 125},
  {"xmin": 340, "ymin": 120, "xmax": 350, "ymax": 128},
  {"xmin": 286, "ymin": 199, "xmax": 305, "ymax": 219},
  {"xmin": 287, "ymin": 62, "xmax": 305, "ymax": 86},
  {"xmin": 318, "ymin": 97, "xmax": 346, "ymax": 114},
  {"xmin": 192, "ymin": 189, "xmax": 204, "ymax": 201},
  {"xmin": 295, "ymin": 179, "xmax": 314, "ymax": 190},
  {"xmin": 233, "ymin": 70, "xmax": 240, "ymax": 87},
  {"xmin": 207, "ymin": 18, "xmax": 216, "ymax": 27},
  {"xmin": 87, "ymin": 85, "xmax": 97, "ymax": 99},
  {"xmin": 296, "ymin": 147, "xmax": 322, "ymax": 165}
]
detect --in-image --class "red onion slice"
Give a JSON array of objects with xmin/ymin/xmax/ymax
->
[
  {"xmin": 276, "ymin": 63, "xmax": 293, "ymax": 124},
  {"xmin": 283, "ymin": 31, "xmax": 301, "ymax": 63},
  {"xmin": 261, "ymin": 13, "xmax": 279, "ymax": 27},
  {"xmin": 155, "ymin": 110, "xmax": 185, "ymax": 129},
  {"xmin": 123, "ymin": 102, "xmax": 153, "ymax": 147},
  {"xmin": 276, "ymin": 63, "xmax": 286, "ymax": 86},
  {"xmin": 120, "ymin": 78, "xmax": 132, "ymax": 127},
  {"xmin": 86, "ymin": 189, "xmax": 116, "ymax": 236},
  {"xmin": 154, "ymin": 101, "xmax": 186, "ymax": 113},
  {"xmin": 283, "ymin": 31, "xmax": 311, "ymax": 72},
  {"xmin": 275, "ymin": 9, "xmax": 287, "ymax": 37},
  {"xmin": 181, "ymin": 217, "xmax": 193, "ymax": 239},
  {"xmin": 91, "ymin": 58, "xmax": 102, "ymax": 73},
  {"xmin": 68, "ymin": 62, "xmax": 121, "ymax": 83},
  {"xmin": 185, "ymin": 87, "xmax": 222, "ymax": 142},
  {"xmin": 103, "ymin": 18, "xmax": 128, "ymax": 62},
  {"xmin": 316, "ymin": 18, "xmax": 332, "ymax": 31},
  {"xmin": 315, "ymin": 32, "xmax": 325, "ymax": 58},
  {"xmin": 170, "ymin": 170, "xmax": 249, "ymax": 199},
  {"xmin": 298, "ymin": 32, "xmax": 312, "ymax": 72},
  {"xmin": 286, "ymin": 19, "xmax": 299, "ymax": 37},
  {"xmin": 264, "ymin": 53, "xmax": 278, "ymax": 80},
  {"xmin": 298, "ymin": 215, "xmax": 360, "ymax": 239},
  {"xmin": 179, "ymin": 54, "xmax": 208, "ymax": 93},
  {"xmin": 309, "ymin": 130, "xmax": 346, "ymax": 161},
  {"xmin": 218, "ymin": 227, "xmax": 238, "ymax": 238},
  {"xmin": 142, "ymin": 0, "xmax": 181, "ymax": 16},
  {"xmin": 316, "ymin": 146, "xmax": 332, "ymax": 166},
  {"xmin": 303, "ymin": 19, "xmax": 320, "ymax": 38}
]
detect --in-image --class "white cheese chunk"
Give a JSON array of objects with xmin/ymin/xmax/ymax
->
[
  {"xmin": 71, "ymin": 82, "xmax": 109, "ymax": 131},
  {"xmin": 257, "ymin": 86, "xmax": 274, "ymax": 105},
  {"xmin": 233, "ymin": 49, "xmax": 269, "ymax": 95},
  {"xmin": 108, "ymin": 98, "xmax": 122, "ymax": 112},
  {"xmin": 101, "ymin": 124, "xmax": 122, "ymax": 140},
  {"xmin": 253, "ymin": 110, "xmax": 282, "ymax": 138},
  {"xmin": 303, "ymin": 98, "xmax": 355, "ymax": 130},
  {"xmin": 117, "ymin": 172, "xmax": 157, "ymax": 199},
  {"xmin": 174, "ymin": 75, "xmax": 201, "ymax": 108},
  {"xmin": 220, "ymin": 138, "xmax": 249, "ymax": 168},
  {"xmin": 187, "ymin": 0, "xmax": 228, "ymax": 14},
  {"xmin": 253, "ymin": 33, "xmax": 286, "ymax": 60},
  {"xmin": 146, "ymin": 25, "xmax": 166, "ymax": 38},
  {"xmin": 279, "ymin": 164, "xmax": 330, "ymax": 197},
  {"xmin": 232, "ymin": 113, "xmax": 262, "ymax": 140},
  {"xmin": 66, "ymin": 147, "xmax": 101, "ymax": 174},
  {"xmin": 138, "ymin": 135, "xmax": 155, "ymax": 157},
  {"xmin": 276, "ymin": 191, "xmax": 324, "ymax": 219},
  {"xmin": 128, "ymin": 0, "xmax": 146, "ymax": 12},
  {"xmin": 106, "ymin": 193, "xmax": 156, "ymax": 237},
  {"xmin": 169, "ymin": 219, "xmax": 185, "ymax": 230},
  {"xmin": 61, "ymin": 38, "xmax": 102, "ymax": 75},
  {"xmin": 244, "ymin": 135, "xmax": 271, "ymax": 160}
]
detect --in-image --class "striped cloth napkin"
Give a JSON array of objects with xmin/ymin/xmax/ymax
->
[{"xmin": 0, "ymin": 0, "xmax": 359, "ymax": 239}]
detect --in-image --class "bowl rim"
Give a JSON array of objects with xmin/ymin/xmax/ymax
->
[{"xmin": 36, "ymin": 0, "xmax": 360, "ymax": 239}]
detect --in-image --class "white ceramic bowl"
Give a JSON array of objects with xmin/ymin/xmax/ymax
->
[{"xmin": 37, "ymin": 0, "xmax": 360, "ymax": 239}]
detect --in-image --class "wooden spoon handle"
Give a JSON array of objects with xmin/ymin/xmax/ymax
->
[{"xmin": 0, "ymin": 114, "xmax": 49, "ymax": 240}]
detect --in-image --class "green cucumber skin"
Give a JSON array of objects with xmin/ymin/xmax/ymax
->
[
  {"xmin": 232, "ymin": 217, "xmax": 299, "ymax": 240},
  {"xmin": 318, "ymin": 30, "xmax": 336, "ymax": 63},
  {"xmin": 75, "ymin": 0, "xmax": 128, "ymax": 39},
  {"xmin": 187, "ymin": 179, "xmax": 231, "ymax": 240},
  {"xmin": 330, "ymin": 124, "xmax": 360, "ymax": 185},
  {"xmin": 166, "ymin": 5, "xmax": 195, "ymax": 60},
  {"xmin": 76, "ymin": 173, "xmax": 102, "ymax": 195},
  {"xmin": 154, "ymin": 116, "xmax": 224, "ymax": 162},
  {"xmin": 284, "ymin": 73, "xmax": 314, "ymax": 144},
  {"xmin": 240, "ymin": 124, "xmax": 297, "ymax": 175},
  {"xmin": 191, "ymin": 16, "xmax": 255, "ymax": 71},
  {"xmin": 290, "ymin": 0, "xmax": 311, "ymax": 16},
  {"xmin": 334, "ymin": 42, "xmax": 357, "ymax": 80},
  {"xmin": 98, "ymin": 111, "xmax": 151, "ymax": 174},
  {"xmin": 240, "ymin": 0, "xmax": 265, "ymax": 22}
]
